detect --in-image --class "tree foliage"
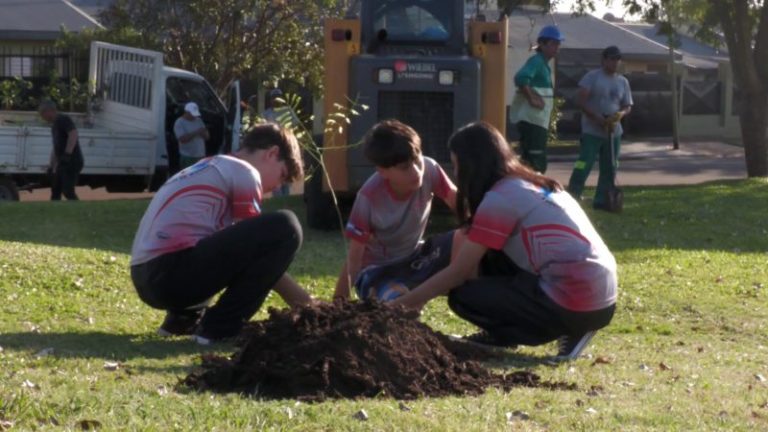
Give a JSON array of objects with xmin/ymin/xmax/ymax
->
[
  {"xmin": 73, "ymin": 0, "xmax": 343, "ymax": 94},
  {"xmin": 621, "ymin": 0, "xmax": 768, "ymax": 177},
  {"xmin": 0, "ymin": 77, "xmax": 32, "ymax": 110}
]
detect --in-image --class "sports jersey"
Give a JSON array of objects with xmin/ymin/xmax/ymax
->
[
  {"xmin": 510, "ymin": 52, "xmax": 555, "ymax": 129},
  {"xmin": 345, "ymin": 156, "xmax": 453, "ymax": 265},
  {"xmin": 467, "ymin": 177, "xmax": 617, "ymax": 311},
  {"xmin": 131, "ymin": 155, "xmax": 262, "ymax": 265}
]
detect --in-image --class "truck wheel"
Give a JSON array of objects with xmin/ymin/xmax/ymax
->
[
  {"xmin": 105, "ymin": 176, "xmax": 149, "ymax": 193},
  {"xmin": 149, "ymin": 166, "xmax": 169, "ymax": 192},
  {"xmin": 304, "ymin": 159, "xmax": 341, "ymax": 231},
  {"xmin": 0, "ymin": 177, "xmax": 20, "ymax": 201}
]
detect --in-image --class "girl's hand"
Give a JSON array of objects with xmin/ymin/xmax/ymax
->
[{"xmin": 389, "ymin": 296, "xmax": 424, "ymax": 316}]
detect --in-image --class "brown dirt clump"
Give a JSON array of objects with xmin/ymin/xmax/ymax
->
[{"xmin": 183, "ymin": 301, "xmax": 574, "ymax": 400}]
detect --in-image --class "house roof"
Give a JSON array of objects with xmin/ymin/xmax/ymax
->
[
  {"xmin": 617, "ymin": 22, "xmax": 729, "ymax": 70},
  {"xmin": 508, "ymin": 11, "xmax": 670, "ymax": 58},
  {"xmin": 0, "ymin": 0, "xmax": 102, "ymax": 41},
  {"xmin": 69, "ymin": 0, "xmax": 115, "ymax": 20}
]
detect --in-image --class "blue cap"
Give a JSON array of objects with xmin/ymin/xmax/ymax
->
[{"xmin": 538, "ymin": 25, "xmax": 564, "ymax": 42}]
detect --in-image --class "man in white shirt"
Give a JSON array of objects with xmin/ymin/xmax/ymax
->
[{"xmin": 174, "ymin": 102, "xmax": 210, "ymax": 169}]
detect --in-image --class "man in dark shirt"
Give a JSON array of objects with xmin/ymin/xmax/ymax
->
[{"xmin": 39, "ymin": 100, "xmax": 84, "ymax": 200}]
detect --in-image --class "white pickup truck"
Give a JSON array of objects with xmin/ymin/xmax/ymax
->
[{"xmin": 0, "ymin": 41, "xmax": 240, "ymax": 201}]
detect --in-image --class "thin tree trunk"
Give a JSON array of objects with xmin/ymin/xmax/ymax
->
[{"xmin": 739, "ymin": 91, "xmax": 768, "ymax": 177}]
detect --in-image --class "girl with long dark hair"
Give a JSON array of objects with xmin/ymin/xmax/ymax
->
[{"xmin": 392, "ymin": 122, "xmax": 617, "ymax": 360}]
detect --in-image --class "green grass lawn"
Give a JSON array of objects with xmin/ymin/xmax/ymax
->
[{"xmin": 1, "ymin": 179, "xmax": 767, "ymax": 431}]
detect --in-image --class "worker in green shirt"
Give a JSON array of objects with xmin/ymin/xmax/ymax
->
[{"xmin": 509, "ymin": 25, "xmax": 564, "ymax": 173}]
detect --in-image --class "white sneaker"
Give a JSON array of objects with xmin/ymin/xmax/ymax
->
[{"xmin": 191, "ymin": 334, "xmax": 213, "ymax": 346}]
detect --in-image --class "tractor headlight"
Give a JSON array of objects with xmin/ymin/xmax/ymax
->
[
  {"xmin": 378, "ymin": 68, "xmax": 395, "ymax": 84},
  {"xmin": 438, "ymin": 70, "xmax": 455, "ymax": 85}
]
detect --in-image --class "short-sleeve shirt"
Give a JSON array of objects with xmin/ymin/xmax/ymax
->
[
  {"xmin": 513, "ymin": 52, "xmax": 552, "ymax": 89},
  {"xmin": 467, "ymin": 177, "xmax": 617, "ymax": 312},
  {"xmin": 510, "ymin": 53, "xmax": 555, "ymax": 129},
  {"xmin": 51, "ymin": 114, "xmax": 83, "ymax": 159},
  {"xmin": 345, "ymin": 156, "xmax": 454, "ymax": 266},
  {"xmin": 173, "ymin": 116, "xmax": 207, "ymax": 158},
  {"xmin": 579, "ymin": 69, "xmax": 633, "ymax": 138},
  {"xmin": 130, "ymin": 155, "xmax": 263, "ymax": 265}
]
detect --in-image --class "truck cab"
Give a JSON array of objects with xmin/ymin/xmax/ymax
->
[
  {"xmin": 0, "ymin": 41, "xmax": 240, "ymax": 200},
  {"xmin": 89, "ymin": 42, "xmax": 241, "ymax": 190},
  {"xmin": 163, "ymin": 67, "xmax": 241, "ymax": 176}
]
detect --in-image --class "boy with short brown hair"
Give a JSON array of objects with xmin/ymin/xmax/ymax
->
[{"xmin": 334, "ymin": 120, "xmax": 457, "ymax": 301}]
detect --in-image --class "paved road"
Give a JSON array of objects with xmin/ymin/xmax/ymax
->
[
  {"xmin": 18, "ymin": 140, "xmax": 747, "ymax": 201},
  {"xmin": 547, "ymin": 140, "xmax": 746, "ymax": 186}
]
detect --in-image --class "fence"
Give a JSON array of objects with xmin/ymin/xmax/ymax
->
[
  {"xmin": 0, "ymin": 45, "xmax": 88, "ymax": 80},
  {"xmin": 0, "ymin": 45, "xmax": 89, "ymax": 110}
]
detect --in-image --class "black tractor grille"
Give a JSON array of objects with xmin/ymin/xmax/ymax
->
[{"xmin": 378, "ymin": 91, "xmax": 454, "ymax": 163}]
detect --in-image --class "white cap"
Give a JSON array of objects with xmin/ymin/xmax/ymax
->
[{"xmin": 184, "ymin": 102, "xmax": 201, "ymax": 117}]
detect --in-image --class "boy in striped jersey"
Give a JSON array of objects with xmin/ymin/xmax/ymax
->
[
  {"xmin": 334, "ymin": 120, "xmax": 457, "ymax": 302},
  {"xmin": 130, "ymin": 124, "xmax": 311, "ymax": 345}
]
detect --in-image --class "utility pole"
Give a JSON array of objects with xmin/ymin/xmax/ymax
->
[
  {"xmin": 669, "ymin": 39, "xmax": 680, "ymax": 150},
  {"xmin": 666, "ymin": 8, "xmax": 681, "ymax": 150}
]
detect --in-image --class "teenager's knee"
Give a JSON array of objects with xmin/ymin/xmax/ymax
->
[
  {"xmin": 270, "ymin": 210, "xmax": 303, "ymax": 252},
  {"xmin": 447, "ymin": 284, "xmax": 475, "ymax": 315}
]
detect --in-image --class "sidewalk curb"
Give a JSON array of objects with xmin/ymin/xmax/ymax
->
[
  {"xmin": 548, "ymin": 150, "xmax": 744, "ymax": 163},
  {"xmin": 549, "ymin": 153, "xmax": 667, "ymax": 163}
]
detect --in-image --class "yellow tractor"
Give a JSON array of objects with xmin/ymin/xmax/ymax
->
[{"xmin": 306, "ymin": 0, "xmax": 508, "ymax": 229}]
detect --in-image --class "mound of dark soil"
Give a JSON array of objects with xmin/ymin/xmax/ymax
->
[{"xmin": 183, "ymin": 301, "xmax": 574, "ymax": 400}]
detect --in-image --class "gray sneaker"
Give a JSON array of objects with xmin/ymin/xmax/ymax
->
[
  {"xmin": 191, "ymin": 328, "xmax": 235, "ymax": 346},
  {"xmin": 452, "ymin": 330, "xmax": 516, "ymax": 351},
  {"xmin": 157, "ymin": 310, "xmax": 204, "ymax": 337},
  {"xmin": 555, "ymin": 330, "xmax": 596, "ymax": 361}
]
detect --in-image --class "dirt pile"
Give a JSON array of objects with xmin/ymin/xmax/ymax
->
[{"xmin": 183, "ymin": 301, "xmax": 573, "ymax": 400}]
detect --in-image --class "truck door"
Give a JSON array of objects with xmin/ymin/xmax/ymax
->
[
  {"xmin": 224, "ymin": 80, "xmax": 241, "ymax": 153},
  {"xmin": 165, "ymin": 77, "xmax": 228, "ymax": 157}
]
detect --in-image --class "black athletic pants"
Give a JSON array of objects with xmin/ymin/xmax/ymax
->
[
  {"xmin": 130, "ymin": 210, "xmax": 302, "ymax": 338},
  {"xmin": 448, "ymin": 251, "xmax": 615, "ymax": 346}
]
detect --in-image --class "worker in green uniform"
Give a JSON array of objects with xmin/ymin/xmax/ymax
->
[
  {"xmin": 567, "ymin": 46, "xmax": 633, "ymax": 210},
  {"xmin": 509, "ymin": 25, "xmax": 564, "ymax": 174}
]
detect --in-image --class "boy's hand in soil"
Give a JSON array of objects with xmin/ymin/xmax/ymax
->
[
  {"xmin": 273, "ymin": 275, "xmax": 314, "ymax": 308},
  {"xmin": 334, "ymin": 239, "xmax": 366, "ymax": 300}
]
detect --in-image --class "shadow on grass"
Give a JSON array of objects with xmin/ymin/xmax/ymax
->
[
  {"xmin": 1, "ymin": 180, "xmax": 765, "ymax": 254},
  {"xmin": 615, "ymin": 154, "xmax": 745, "ymax": 177},
  {"xmin": 0, "ymin": 200, "xmax": 148, "ymax": 254},
  {"xmin": 428, "ymin": 179, "xmax": 768, "ymax": 253},
  {"xmin": 0, "ymin": 331, "xmax": 220, "ymax": 361},
  {"xmin": 484, "ymin": 352, "xmax": 561, "ymax": 369}
]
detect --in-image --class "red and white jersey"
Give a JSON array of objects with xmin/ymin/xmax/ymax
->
[
  {"xmin": 345, "ymin": 156, "xmax": 454, "ymax": 266},
  {"xmin": 130, "ymin": 155, "xmax": 262, "ymax": 265},
  {"xmin": 467, "ymin": 177, "xmax": 617, "ymax": 312}
]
